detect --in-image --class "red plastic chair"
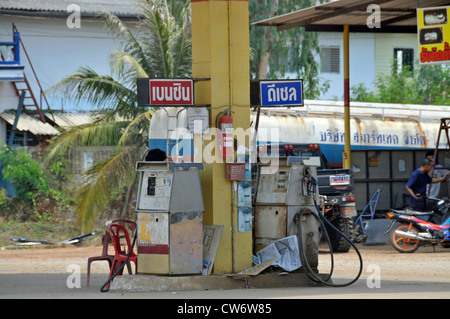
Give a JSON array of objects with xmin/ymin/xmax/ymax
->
[
  {"xmin": 111, "ymin": 219, "xmax": 137, "ymax": 237},
  {"xmin": 86, "ymin": 219, "xmax": 136, "ymax": 287},
  {"xmin": 106, "ymin": 223, "xmax": 137, "ymax": 288},
  {"xmin": 86, "ymin": 231, "xmax": 113, "ymax": 287},
  {"xmin": 110, "ymin": 219, "xmax": 136, "ymax": 275}
]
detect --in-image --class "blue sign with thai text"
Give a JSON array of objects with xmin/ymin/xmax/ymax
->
[{"xmin": 260, "ymin": 80, "xmax": 303, "ymax": 107}]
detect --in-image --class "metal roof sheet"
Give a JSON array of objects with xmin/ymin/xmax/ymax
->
[
  {"xmin": 0, "ymin": 112, "xmax": 60, "ymax": 136},
  {"xmin": 49, "ymin": 112, "xmax": 95, "ymax": 128},
  {"xmin": 253, "ymin": 0, "xmax": 450, "ymax": 32},
  {"xmin": 0, "ymin": 0, "xmax": 142, "ymax": 16}
]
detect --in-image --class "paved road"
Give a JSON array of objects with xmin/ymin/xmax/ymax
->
[
  {"xmin": 1, "ymin": 243, "xmax": 449, "ymax": 302},
  {"xmin": 1, "ymin": 272, "xmax": 449, "ymax": 299}
]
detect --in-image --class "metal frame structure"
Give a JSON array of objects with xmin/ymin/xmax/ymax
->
[{"xmin": 354, "ymin": 186, "xmax": 383, "ymax": 237}]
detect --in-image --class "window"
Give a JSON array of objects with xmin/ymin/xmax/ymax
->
[
  {"xmin": 321, "ymin": 46, "xmax": 340, "ymax": 73},
  {"xmin": 83, "ymin": 151, "xmax": 94, "ymax": 171},
  {"xmin": 393, "ymin": 48, "xmax": 414, "ymax": 74}
]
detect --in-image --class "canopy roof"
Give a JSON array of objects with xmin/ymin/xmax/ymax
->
[{"xmin": 253, "ymin": 0, "xmax": 450, "ymax": 33}]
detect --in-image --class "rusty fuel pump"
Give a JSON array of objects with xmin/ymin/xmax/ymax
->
[
  {"xmin": 253, "ymin": 154, "xmax": 363, "ymax": 287},
  {"xmin": 254, "ymin": 155, "xmax": 322, "ymax": 270},
  {"xmin": 134, "ymin": 161, "xmax": 204, "ymax": 275}
]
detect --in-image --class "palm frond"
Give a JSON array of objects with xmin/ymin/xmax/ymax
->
[
  {"xmin": 45, "ymin": 0, "xmax": 193, "ymax": 233},
  {"xmin": 47, "ymin": 66, "xmax": 137, "ymax": 111},
  {"xmin": 117, "ymin": 110, "xmax": 154, "ymax": 147},
  {"xmin": 46, "ymin": 121, "xmax": 130, "ymax": 163},
  {"xmin": 110, "ymin": 49, "xmax": 149, "ymax": 88},
  {"xmin": 167, "ymin": 1, "xmax": 192, "ymax": 77},
  {"xmin": 139, "ymin": 0, "xmax": 172, "ymax": 77},
  {"xmin": 75, "ymin": 142, "xmax": 145, "ymax": 232},
  {"xmin": 103, "ymin": 11, "xmax": 152, "ymax": 75}
]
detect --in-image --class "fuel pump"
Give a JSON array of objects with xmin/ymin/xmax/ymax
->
[
  {"xmin": 253, "ymin": 155, "xmax": 363, "ymax": 286},
  {"xmin": 254, "ymin": 156, "xmax": 322, "ymax": 269},
  {"xmin": 135, "ymin": 161, "xmax": 204, "ymax": 275}
]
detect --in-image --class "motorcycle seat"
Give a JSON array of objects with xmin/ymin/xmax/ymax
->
[{"xmin": 391, "ymin": 209, "xmax": 432, "ymax": 216}]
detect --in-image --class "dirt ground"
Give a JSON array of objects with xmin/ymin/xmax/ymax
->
[
  {"xmin": 0, "ymin": 245, "xmax": 113, "ymax": 274},
  {"xmin": 1, "ymin": 243, "xmax": 450, "ymax": 283},
  {"xmin": 318, "ymin": 244, "xmax": 450, "ymax": 283}
]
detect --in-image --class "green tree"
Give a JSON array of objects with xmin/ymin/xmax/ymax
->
[
  {"xmin": 249, "ymin": 0, "xmax": 329, "ymax": 99},
  {"xmin": 47, "ymin": 0, "xmax": 191, "ymax": 232},
  {"xmin": 0, "ymin": 142, "xmax": 49, "ymax": 201},
  {"xmin": 416, "ymin": 64, "xmax": 450, "ymax": 105},
  {"xmin": 351, "ymin": 61, "xmax": 450, "ymax": 105}
]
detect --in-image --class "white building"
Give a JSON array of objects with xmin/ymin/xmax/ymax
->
[
  {"xmin": 0, "ymin": 0, "xmax": 140, "ymax": 145},
  {"xmin": 317, "ymin": 31, "xmax": 418, "ymax": 100},
  {"xmin": 0, "ymin": 1, "xmax": 141, "ymax": 193}
]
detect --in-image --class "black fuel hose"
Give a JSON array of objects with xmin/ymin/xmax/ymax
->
[
  {"xmin": 100, "ymin": 230, "xmax": 138, "ymax": 293},
  {"xmin": 296, "ymin": 177, "xmax": 363, "ymax": 287}
]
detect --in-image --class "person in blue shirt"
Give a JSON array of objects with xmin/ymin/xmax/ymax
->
[{"xmin": 405, "ymin": 158, "xmax": 449, "ymax": 211}]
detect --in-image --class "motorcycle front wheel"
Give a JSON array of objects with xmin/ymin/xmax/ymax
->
[{"xmin": 391, "ymin": 224, "xmax": 420, "ymax": 253}]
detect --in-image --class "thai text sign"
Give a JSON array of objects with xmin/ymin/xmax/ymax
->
[
  {"xmin": 259, "ymin": 80, "xmax": 303, "ymax": 107},
  {"xmin": 137, "ymin": 78, "xmax": 194, "ymax": 106},
  {"xmin": 417, "ymin": 6, "xmax": 450, "ymax": 65}
]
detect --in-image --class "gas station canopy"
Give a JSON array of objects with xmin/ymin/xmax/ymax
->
[{"xmin": 253, "ymin": 0, "xmax": 450, "ymax": 33}]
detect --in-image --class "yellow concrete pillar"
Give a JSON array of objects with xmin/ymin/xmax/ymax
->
[{"xmin": 192, "ymin": 0, "xmax": 252, "ymax": 273}]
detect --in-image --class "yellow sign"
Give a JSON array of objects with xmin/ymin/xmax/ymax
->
[{"xmin": 417, "ymin": 6, "xmax": 450, "ymax": 65}]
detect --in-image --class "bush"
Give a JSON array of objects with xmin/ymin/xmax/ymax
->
[{"xmin": 0, "ymin": 142, "xmax": 49, "ymax": 201}]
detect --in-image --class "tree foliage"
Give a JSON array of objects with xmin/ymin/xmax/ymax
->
[
  {"xmin": 0, "ymin": 142, "xmax": 49, "ymax": 201},
  {"xmin": 249, "ymin": 0, "xmax": 329, "ymax": 99},
  {"xmin": 351, "ymin": 62, "xmax": 450, "ymax": 105},
  {"xmin": 47, "ymin": 0, "xmax": 191, "ymax": 232}
]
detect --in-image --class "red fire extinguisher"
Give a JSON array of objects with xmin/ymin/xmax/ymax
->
[{"xmin": 218, "ymin": 111, "xmax": 233, "ymax": 161}]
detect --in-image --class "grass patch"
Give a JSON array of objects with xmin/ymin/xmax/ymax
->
[{"xmin": 0, "ymin": 219, "xmax": 80, "ymax": 247}]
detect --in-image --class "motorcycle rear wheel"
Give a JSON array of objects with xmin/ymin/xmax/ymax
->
[{"xmin": 391, "ymin": 224, "xmax": 420, "ymax": 253}]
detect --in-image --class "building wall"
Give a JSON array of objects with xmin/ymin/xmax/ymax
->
[
  {"xmin": 0, "ymin": 15, "xmax": 135, "ymax": 111},
  {"xmin": 317, "ymin": 32, "xmax": 376, "ymax": 101},
  {"xmin": 374, "ymin": 33, "xmax": 417, "ymax": 76},
  {"xmin": 0, "ymin": 82, "xmax": 19, "ymax": 112}
]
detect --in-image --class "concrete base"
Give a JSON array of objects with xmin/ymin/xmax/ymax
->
[{"xmin": 110, "ymin": 271, "xmax": 325, "ymax": 293}]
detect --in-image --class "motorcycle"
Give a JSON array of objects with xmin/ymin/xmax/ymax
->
[{"xmin": 385, "ymin": 198, "xmax": 450, "ymax": 253}]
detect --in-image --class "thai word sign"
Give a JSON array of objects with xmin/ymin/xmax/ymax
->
[
  {"xmin": 137, "ymin": 78, "xmax": 194, "ymax": 106},
  {"xmin": 259, "ymin": 80, "xmax": 303, "ymax": 107},
  {"xmin": 417, "ymin": 6, "xmax": 450, "ymax": 65}
]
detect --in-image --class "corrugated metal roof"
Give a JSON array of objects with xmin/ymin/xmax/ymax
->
[
  {"xmin": 0, "ymin": 112, "xmax": 60, "ymax": 135},
  {"xmin": 0, "ymin": 0, "xmax": 142, "ymax": 16},
  {"xmin": 50, "ymin": 112, "xmax": 95, "ymax": 128},
  {"xmin": 253, "ymin": 0, "xmax": 450, "ymax": 32}
]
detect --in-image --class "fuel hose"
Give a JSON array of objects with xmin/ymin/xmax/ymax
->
[
  {"xmin": 296, "ymin": 176, "xmax": 363, "ymax": 287},
  {"xmin": 100, "ymin": 229, "xmax": 138, "ymax": 293}
]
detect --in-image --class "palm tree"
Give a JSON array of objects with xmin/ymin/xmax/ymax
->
[{"xmin": 47, "ymin": 0, "xmax": 191, "ymax": 232}]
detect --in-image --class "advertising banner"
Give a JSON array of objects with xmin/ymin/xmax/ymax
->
[{"xmin": 417, "ymin": 6, "xmax": 450, "ymax": 65}]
